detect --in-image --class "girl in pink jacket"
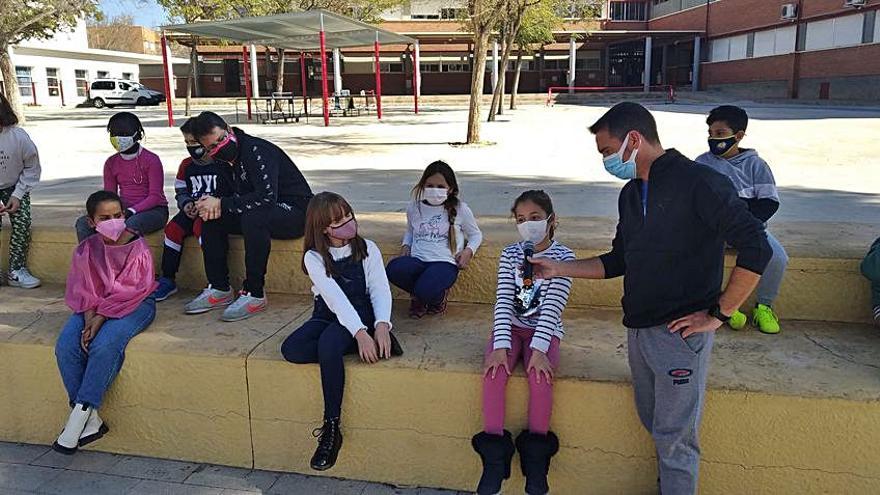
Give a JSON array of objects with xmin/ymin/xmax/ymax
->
[{"xmin": 53, "ymin": 190, "xmax": 158, "ymax": 455}]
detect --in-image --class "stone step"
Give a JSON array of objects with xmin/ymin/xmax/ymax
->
[
  {"xmin": 1, "ymin": 207, "xmax": 875, "ymax": 326},
  {"xmin": 1, "ymin": 286, "xmax": 878, "ymax": 494}
]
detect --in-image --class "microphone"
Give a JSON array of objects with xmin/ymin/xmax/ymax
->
[{"xmin": 522, "ymin": 241, "xmax": 535, "ymax": 287}]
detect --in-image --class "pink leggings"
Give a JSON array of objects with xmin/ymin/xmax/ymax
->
[{"xmin": 482, "ymin": 326, "xmax": 561, "ymax": 435}]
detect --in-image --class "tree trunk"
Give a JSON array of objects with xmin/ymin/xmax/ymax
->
[
  {"xmin": 497, "ymin": 72, "xmax": 505, "ymax": 115},
  {"xmin": 510, "ymin": 47, "xmax": 523, "ymax": 110},
  {"xmin": 488, "ymin": 17, "xmax": 518, "ymax": 121},
  {"xmin": 275, "ymin": 48, "xmax": 286, "ymax": 93},
  {"xmin": 273, "ymin": 48, "xmax": 286, "ymax": 111},
  {"xmin": 185, "ymin": 44, "xmax": 195, "ymax": 116},
  {"xmin": 466, "ymin": 30, "xmax": 491, "ymax": 144},
  {"xmin": 192, "ymin": 39, "xmax": 200, "ymax": 98},
  {"xmin": 0, "ymin": 44, "xmax": 25, "ymax": 124}
]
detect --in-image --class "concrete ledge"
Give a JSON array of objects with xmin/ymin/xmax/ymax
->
[
  {"xmin": 1, "ymin": 286, "xmax": 880, "ymax": 493},
  {"xmin": 2, "ymin": 206, "xmax": 876, "ymax": 325}
]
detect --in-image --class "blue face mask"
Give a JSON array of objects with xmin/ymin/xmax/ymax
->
[
  {"xmin": 708, "ymin": 135, "xmax": 738, "ymax": 156},
  {"xmin": 603, "ymin": 133, "xmax": 639, "ymax": 180}
]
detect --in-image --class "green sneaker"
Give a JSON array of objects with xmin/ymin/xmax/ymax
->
[
  {"xmin": 753, "ymin": 304, "xmax": 781, "ymax": 334},
  {"xmin": 728, "ymin": 310, "xmax": 747, "ymax": 330}
]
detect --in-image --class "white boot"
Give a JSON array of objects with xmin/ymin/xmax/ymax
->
[
  {"xmin": 53, "ymin": 403, "xmax": 91, "ymax": 454},
  {"xmin": 78, "ymin": 408, "xmax": 109, "ymax": 447}
]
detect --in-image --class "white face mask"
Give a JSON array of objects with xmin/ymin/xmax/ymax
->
[
  {"xmin": 517, "ymin": 218, "xmax": 550, "ymax": 244},
  {"xmin": 422, "ymin": 188, "xmax": 448, "ymax": 206}
]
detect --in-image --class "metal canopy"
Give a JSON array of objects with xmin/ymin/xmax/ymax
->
[{"xmin": 163, "ymin": 10, "xmax": 416, "ymax": 51}]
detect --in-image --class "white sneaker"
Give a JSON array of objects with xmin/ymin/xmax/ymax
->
[
  {"xmin": 53, "ymin": 403, "xmax": 91, "ymax": 454},
  {"xmin": 78, "ymin": 408, "xmax": 109, "ymax": 447},
  {"xmin": 8, "ymin": 267, "xmax": 41, "ymax": 289}
]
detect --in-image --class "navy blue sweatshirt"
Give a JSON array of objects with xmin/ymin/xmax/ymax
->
[
  {"xmin": 220, "ymin": 128, "xmax": 314, "ymax": 214},
  {"xmin": 599, "ymin": 149, "xmax": 772, "ymax": 329}
]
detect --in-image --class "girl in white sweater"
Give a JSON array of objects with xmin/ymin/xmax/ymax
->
[
  {"xmin": 386, "ymin": 160, "xmax": 483, "ymax": 318},
  {"xmin": 281, "ymin": 192, "xmax": 402, "ymax": 472}
]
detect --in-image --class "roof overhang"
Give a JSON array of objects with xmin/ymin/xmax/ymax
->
[
  {"xmin": 164, "ymin": 10, "xmax": 417, "ymax": 51},
  {"xmin": 12, "ymin": 45, "xmax": 187, "ymax": 65}
]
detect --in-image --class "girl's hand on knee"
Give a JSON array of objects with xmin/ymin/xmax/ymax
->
[
  {"xmin": 375, "ymin": 322, "xmax": 392, "ymax": 359},
  {"xmin": 484, "ymin": 348, "xmax": 510, "ymax": 379},
  {"xmin": 400, "ymin": 245, "xmax": 411, "ymax": 257},
  {"xmin": 80, "ymin": 315, "xmax": 106, "ymax": 353},
  {"xmin": 355, "ymin": 329, "xmax": 378, "ymax": 364},
  {"xmin": 455, "ymin": 247, "xmax": 474, "ymax": 269},
  {"xmin": 527, "ymin": 350, "xmax": 554, "ymax": 384}
]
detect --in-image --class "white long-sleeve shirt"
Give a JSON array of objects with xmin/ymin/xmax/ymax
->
[
  {"xmin": 0, "ymin": 126, "xmax": 41, "ymax": 199},
  {"xmin": 402, "ymin": 200, "xmax": 483, "ymax": 264},
  {"xmin": 493, "ymin": 241, "xmax": 575, "ymax": 353},
  {"xmin": 304, "ymin": 239, "xmax": 393, "ymax": 336}
]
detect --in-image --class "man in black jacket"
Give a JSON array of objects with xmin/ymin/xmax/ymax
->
[
  {"xmin": 532, "ymin": 102, "xmax": 771, "ymax": 495},
  {"xmin": 186, "ymin": 112, "xmax": 314, "ymax": 322}
]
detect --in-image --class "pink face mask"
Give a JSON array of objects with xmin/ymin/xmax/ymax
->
[
  {"xmin": 329, "ymin": 218, "xmax": 358, "ymax": 241},
  {"xmin": 95, "ymin": 218, "xmax": 127, "ymax": 241}
]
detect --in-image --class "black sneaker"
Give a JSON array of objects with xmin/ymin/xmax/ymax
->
[{"xmin": 310, "ymin": 418, "xmax": 342, "ymax": 471}]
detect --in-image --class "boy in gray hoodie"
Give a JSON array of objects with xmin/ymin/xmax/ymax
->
[
  {"xmin": 0, "ymin": 93, "xmax": 41, "ymax": 289},
  {"xmin": 696, "ymin": 105, "xmax": 787, "ymax": 334}
]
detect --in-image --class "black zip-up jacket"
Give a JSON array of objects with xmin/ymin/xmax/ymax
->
[
  {"xmin": 599, "ymin": 149, "xmax": 772, "ymax": 329},
  {"xmin": 220, "ymin": 128, "xmax": 314, "ymax": 214}
]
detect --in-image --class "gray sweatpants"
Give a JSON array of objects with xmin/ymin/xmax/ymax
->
[{"xmin": 627, "ymin": 325, "xmax": 715, "ymax": 495}]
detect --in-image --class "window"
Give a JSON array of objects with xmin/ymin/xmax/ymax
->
[
  {"xmin": 75, "ymin": 69, "xmax": 89, "ymax": 97},
  {"xmin": 444, "ymin": 62, "xmax": 471, "ymax": 72},
  {"xmin": 542, "ymin": 59, "xmax": 570, "ymax": 70},
  {"xmin": 46, "ymin": 68, "xmax": 60, "ymax": 97},
  {"xmin": 91, "ymin": 81, "xmax": 115, "ymax": 91},
  {"xmin": 440, "ymin": 8, "xmax": 467, "ymax": 19},
  {"xmin": 411, "ymin": 14, "xmax": 440, "ymax": 19},
  {"xmin": 119, "ymin": 82, "xmax": 132, "ymax": 91},
  {"xmin": 15, "ymin": 67, "xmax": 32, "ymax": 98},
  {"xmin": 805, "ymin": 14, "xmax": 865, "ymax": 51},
  {"xmin": 420, "ymin": 63, "xmax": 441, "ymax": 73},
  {"xmin": 610, "ymin": 1, "xmax": 647, "ymax": 21},
  {"xmin": 575, "ymin": 51, "xmax": 601, "ymax": 70},
  {"xmin": 97, "ymin": 71, "xmax": 109, "ymax": 79},
  {"xmin": 379, "ymin": 62, "xmax": 403, "ymax": 73},
  {"xmin": 122, "ymin": 72, "xmax": 133, "ymax": 80}
]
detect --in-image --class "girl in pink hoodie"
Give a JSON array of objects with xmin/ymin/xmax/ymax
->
[{"xmin": 53, "ymin": 190, "xmax": 158, "ymax": 455}]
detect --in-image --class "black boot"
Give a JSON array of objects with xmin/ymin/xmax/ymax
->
[
  {"xmin": 516, "ymin": 430, "xmax": 559, "ymax": 495},
  {"xmin": 310, "ymin": 418, "xmax": 342, "ymax": 471},
  {"xmin": 471, "ymin": 430, "xmax": 515, "ymax": 495}
]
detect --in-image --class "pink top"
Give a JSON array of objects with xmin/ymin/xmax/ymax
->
[
  {"xmin": 65, "ymin": 234, "xmax": 158, "ymax": 318},
  {"xmin": 103, "ymin": 148, "xmax": 168, "ymax": 213}
]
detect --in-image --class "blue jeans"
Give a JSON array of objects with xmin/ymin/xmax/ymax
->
[
  {"xmin": 55, "ymin": 298, "xmax": 156, "ymax": 408},
  {"xmin": 755, "ymin": 232, "xmax": 788, "ymax": 306},
  {"xmin": 385, "ymin": 256, "xmax": 459, "ymax": 305}
]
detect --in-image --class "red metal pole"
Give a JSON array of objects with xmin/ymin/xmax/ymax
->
[
  {"xmin": 374, "ymin": 36, "xmax": 382, "ymax": 120},
  {"xmin": 300, "ymin": 52, "xmax": 308, "ymax": 115},
  {"xmin": 160, "ymin": 35, "xmax": 174, "ymax": 127},
  {"xmin": 242, "ymin": 46, "xmax": 252, "ymax": 121},
  {"xmin": 412, "ymin": 45, "xmax": 419, "ymax": 114},
  {"xmin": 59, "ymin": 80, "xmax": 65, "ymax": 106},
  {"xmin": 31, "ymin": 82, "xmax": 37, "ymax": 106},
  {"xmin": 319, "ymin": 20, "xmax": 330, "ymax": 127}
]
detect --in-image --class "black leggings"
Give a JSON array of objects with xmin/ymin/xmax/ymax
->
[
  {"xmin": 200, "ymin": 204, "xmax": 305, "ymax": 297},
  {"xmin": 281, "ymin": 319, "xmax": 361, "ymax": 420}
]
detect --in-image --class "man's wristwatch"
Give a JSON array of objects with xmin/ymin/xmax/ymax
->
[{"xmin": 708, "ymin": 304, "xmax": 731, "ymax": 323}]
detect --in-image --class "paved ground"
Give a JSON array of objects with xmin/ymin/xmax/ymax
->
[
  {"xmin": 20, "ymin": 101, "xmax": 880, "ymax": 226},
  {"xmin": 0, "ymin": 442, "xmax": 462, "ymax": 495}
]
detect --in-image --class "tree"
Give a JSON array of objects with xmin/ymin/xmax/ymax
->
[
  {"xmin": 156, "ymin": 0, "xmax": 240, "ymax": 115},
  {"xmin": 87, "ymin": 14, "xmax": 138, "ymax": 52},
  {"xmin": 487, "ymin": 0, "xmax": 538, "ymax": 122},
  {"xmin": 465, "ymin": 0, "xmax": 507, "ymax": 144},
  {"xmin": 505, "ymin": 0, "xmax": 602, "ymax": 110},
  {"xmin": 0, "ymin": 0, "xmax": 98, "ymax": 122}
]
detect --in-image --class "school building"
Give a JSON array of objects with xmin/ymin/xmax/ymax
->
[{"xmin": 141, "ymin": 0, "xmax": 880, "ymax": 101}]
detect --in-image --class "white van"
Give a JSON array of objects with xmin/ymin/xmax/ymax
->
[{"xmin": 89, "ymin": 79, "xmax": 160, "ymax": 108}]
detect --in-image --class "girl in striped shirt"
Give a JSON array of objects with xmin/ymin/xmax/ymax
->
[{"xmin": 472, "ymin": 190, "xmax": 574, "ymax": 495}]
